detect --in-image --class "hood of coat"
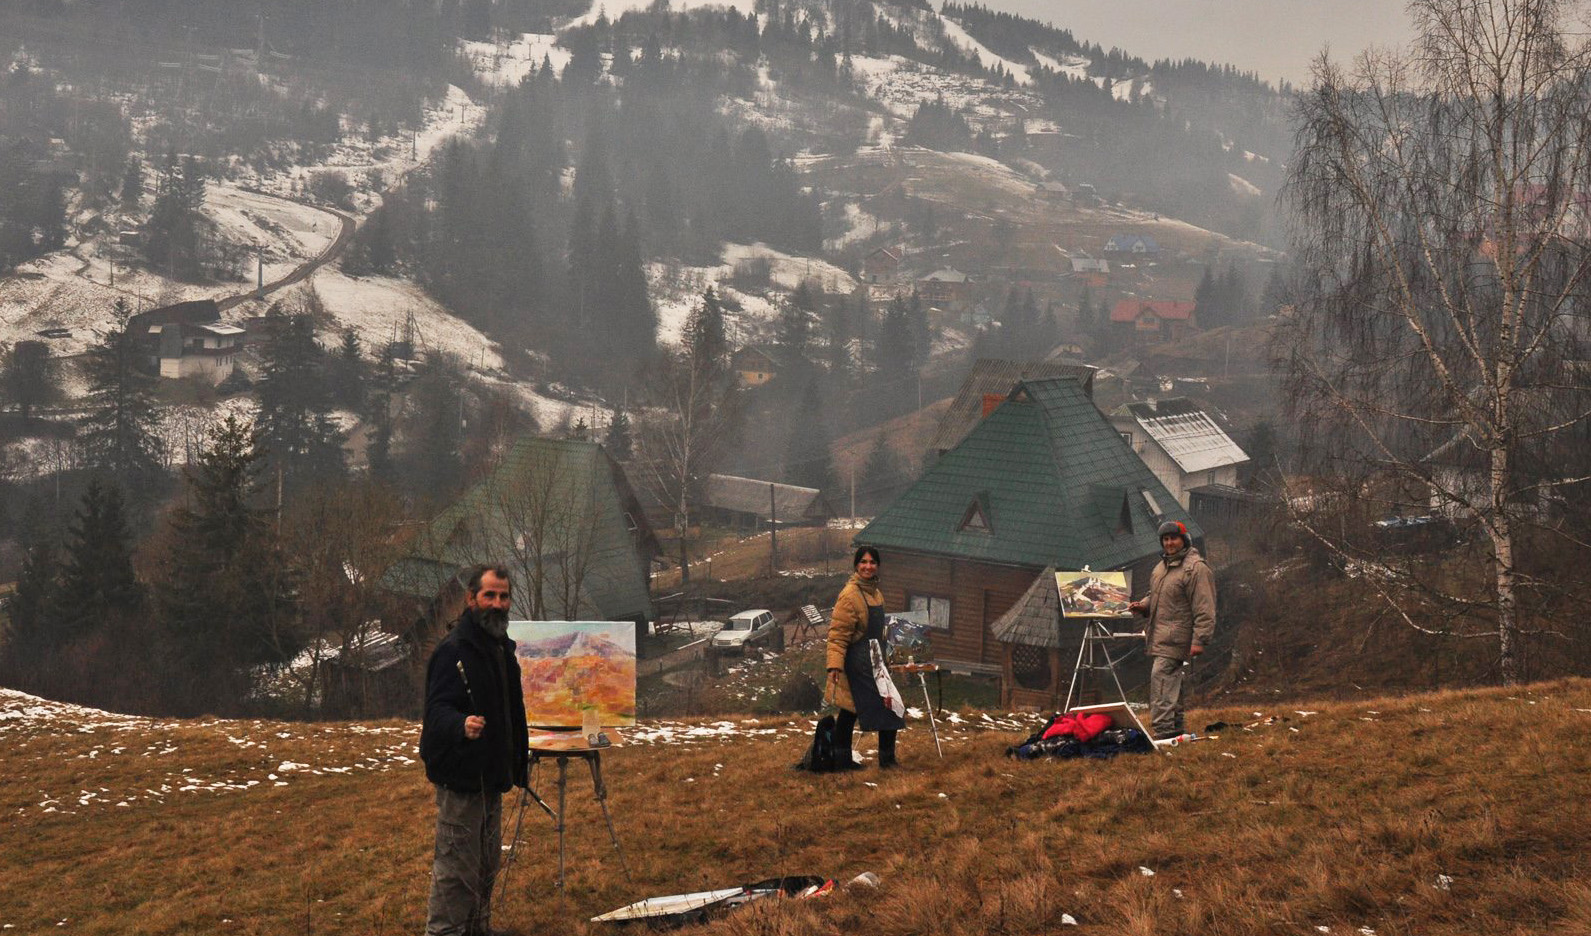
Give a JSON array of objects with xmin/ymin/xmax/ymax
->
[{"xmin": 846, "ymin": 571, "xmax": 882, "ymax": 600}]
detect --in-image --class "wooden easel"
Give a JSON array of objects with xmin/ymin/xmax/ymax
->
[{"xmin": 792, "ymin": 604, "xmax": 826, "ymax": 644}]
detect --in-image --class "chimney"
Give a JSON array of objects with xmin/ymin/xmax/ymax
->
[{"xmin": 982, "ymin": 394, "xmax": 1004, "ymax": 419}]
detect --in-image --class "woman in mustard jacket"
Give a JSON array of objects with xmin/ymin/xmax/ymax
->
[{"xmin": 826, "ymin": 546, "xmax": 906, "ymax": 769}]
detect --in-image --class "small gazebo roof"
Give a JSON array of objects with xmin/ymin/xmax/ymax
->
[{"xmin": 990, "ymin": 566, "xmax": 1065, "ymax": 649}]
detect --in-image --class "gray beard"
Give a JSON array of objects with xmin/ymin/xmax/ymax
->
[{"xmin": 479, "ymin": 609, "xmax": 509, "ymax": 639}]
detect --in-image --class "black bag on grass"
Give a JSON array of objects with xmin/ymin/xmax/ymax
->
[{"xmin": 794, "ymin": 714, "xmax": 838, "ymax": 772}]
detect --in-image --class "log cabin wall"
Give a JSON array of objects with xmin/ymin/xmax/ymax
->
[{"xmin": 879, "ymin": 549, "xmax": 1045, "ymax": 670}]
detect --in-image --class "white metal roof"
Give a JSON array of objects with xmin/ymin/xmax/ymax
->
[{"xmin": 1120, "ymin": 398, "xmax": 1249, "ymax": 474}]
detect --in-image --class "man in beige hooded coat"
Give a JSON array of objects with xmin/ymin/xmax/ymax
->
[{"xmin": 1130, "ymin": 521, "xmax": 1216, "ymax": 740}]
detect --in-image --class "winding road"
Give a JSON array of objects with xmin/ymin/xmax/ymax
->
[{"xmin": 216, "ymin": 196, "xmax": 356, "ymax": 312}]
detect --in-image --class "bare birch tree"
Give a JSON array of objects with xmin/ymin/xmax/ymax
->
[
  {"xmin": 1281, "ymin": 0, "xmax": 1591, "ymax": 683},
  {"xmin": 491, "ymin": 445, "xmax": 604, "ymax": 620},
  {"xmin": 632, "ymin": 320, "xmax": 739, "ymax": 586}
]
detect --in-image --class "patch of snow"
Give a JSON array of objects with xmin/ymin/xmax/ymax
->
[
  {"xmin": 459, "ymin": 34, "xmax": 571, "ymax": 87},
  {"xmin": 296, "ymin": 265, "xmax": 502, "ymax": 368},
  {"xmin": 1228, "ymin": 173, "xmax": 1262, "ymax": 197},
  {"xmin": 936, "ymin": 16, "xmax": 1030, "ymax": 85},
  {"xmin": 849, "ymin": 55, "xmax": 1043, "ymax": 126},
  {"xmin": 564, "ymin": 0, "xmax": 759, "ymax": 30},
  {"xmin": 824, "ymin": 202, "xmax": 896, "ymax": 252}
]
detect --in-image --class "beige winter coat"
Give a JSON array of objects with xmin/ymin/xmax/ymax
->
[
  {"xmin": 825, "ymin": 573, "xmax": 883, "ymax": 713},
  {"xmin": 1144, "ymin": 547, "xmax": 1216, "ymax": 661}
]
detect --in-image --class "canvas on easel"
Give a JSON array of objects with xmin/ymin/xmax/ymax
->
[
  {"xmin": 1055, "ymin": 570, "xmax": 1134, "ymax": 618},
  {"xmin": 509, "ymin": 621, "xmax": 637, "ymax": 730}
]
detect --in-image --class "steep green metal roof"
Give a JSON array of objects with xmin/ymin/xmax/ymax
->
[
  {"xmin": 384, "ymin": 438, "xmax": 654, "ymax": 622},
  {"xmin": 859, "ymin": 377, "xmax": 1200, "ymax": 570}
]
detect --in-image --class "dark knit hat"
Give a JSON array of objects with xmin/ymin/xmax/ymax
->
[{"xmin": 1157, "ymin": 520, "xmax": 1188, "ymax": 541}]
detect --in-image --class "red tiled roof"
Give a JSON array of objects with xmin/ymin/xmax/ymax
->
[{"xmin": 1110, "ymin": 299, "xmax": 1196, "ymax": 323}]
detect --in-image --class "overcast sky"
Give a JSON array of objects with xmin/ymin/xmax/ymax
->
[{"xmin": 974, "ymin": 0, "xmax": 1417, "ymax": 88}]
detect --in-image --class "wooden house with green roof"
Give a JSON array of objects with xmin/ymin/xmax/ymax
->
[
  {"xmin": 856, "ymin": 377, "xmax": 1200, "ymax": 698},
  {"xmin": 384, "ymin": 438, "xmax": 659, "ymax": 637}
]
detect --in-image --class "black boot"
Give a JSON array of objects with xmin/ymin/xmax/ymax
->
[
  {"xmin": 832, "ymin": 742, "xmax": 864, "ymax": 771},
  {"xmin": 877, "ymin": 730, "xmax": 899, "ymax": 769},
  {"xmin": 833, "ymin": 710, "xmax": 863, "ymax": 771}
]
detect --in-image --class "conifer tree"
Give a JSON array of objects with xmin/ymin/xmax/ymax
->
[
  {"xmin": 59, "ymin": 478, "xmax": 144, "ymax": 644},
  {"xmin": 119, "ymin": 157, "xmax": 143, "ymax": 209},
  {"xmin": 1193, "ymin": 266, "xmax": 1221, "ymax": 328},
  {"xmin": 606, "ymin": 405, "xmax": 633, "ymax": 460},
  {"xmin": 405, "ymin": 354, "xmax": 466, "ymax": 498},
  {"xmin": 154, "ymin": 416, "xmax": 299, "ymax": 712},
  {"xmin": 682, "ymin": 287, "xmax": 728, "ymax": 375},
  {"xmin": 334, "ymin": 328, "xmax": 365, "ymax": 410},
  {"xmin": 776, "ymin": 283, "xmax": 814, "ymax": 367},
  {"xmin": 875, "ymin": 296, "xmax": 915, "ymax": 381},
  {"xmin": 254, "ymin": 305, "xmax": 347, "ymax": 491},
  {"xmin": 3, "ymin": 499, "xmax": 63, "ymax": 674},
  {"xmin": 80, "ymin": 299, "xmax": 164, "ymax": 492},
  {"xmin": 784, "ymin": 374, "xmax": 834, "ymax": 492},
  {"xmin": 861, "ymin": 430, "xmax": 905, "ymax": 508},
  {"xmin": 2, "ymin": 339, "xmax": 58, "ymax": 425},
  {"xmin": 366, "ymin": 353, "xmax": 397, "ymax": 482}
]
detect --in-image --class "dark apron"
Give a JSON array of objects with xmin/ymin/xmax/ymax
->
[{"xmin": 842, "ymin": 603, "xmax": 906, "ymax": 732}]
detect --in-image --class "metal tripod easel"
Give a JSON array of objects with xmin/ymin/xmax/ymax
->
[
  {"xmin": 1061, "ymin": 619, "xmax": 1154, "ymax": 742},
  {"xmin": 529, "ymin": 745, "xmax": 632, "ymax": 891}
]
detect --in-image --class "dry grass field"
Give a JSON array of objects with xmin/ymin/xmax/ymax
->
[{"xmin": 4, "ymin": 679, "xmax": 1590, "ymax": 936}]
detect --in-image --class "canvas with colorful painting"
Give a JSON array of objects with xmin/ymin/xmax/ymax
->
[
  {"xmin": 509, "ymin": 621, "xmax": 638, "ymax": 729},
  {"xmin": 1055, "ymin": 570, "xmax": 1134, "ymax": 618}
]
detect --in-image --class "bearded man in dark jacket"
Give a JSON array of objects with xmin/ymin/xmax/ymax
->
[{"xmin": 420, "ymin": 565, "xmax": 529, "ymax": 936}]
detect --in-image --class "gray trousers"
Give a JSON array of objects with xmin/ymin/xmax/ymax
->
[
  {"xmin": 1149, "ymin": 656, "xmax": 1186, "ymax": 739},
  {"xmin": 426, "ymin": 785, "xmax": 503, "ymax": 936}
]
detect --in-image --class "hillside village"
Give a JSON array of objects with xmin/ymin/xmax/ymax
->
[
  {"xmin": 0, "ymin": 0, "xmax": 1321, "ymax": 718},
  {"xmin": 0, "ymin": 0, "xmax": 1581, "ymax": 715},
  {"xmin": 4, "ymin": 0, "xmax": 1591, "ymax": 933}
]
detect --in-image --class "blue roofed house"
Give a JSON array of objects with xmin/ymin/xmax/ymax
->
[
  {"xmin": 858, "ymin": 377, "xmax": 1199, "ymax": 708},
  {"xmin": 384, "ymin": 438, "xmax": 660, "ymax": 646}
]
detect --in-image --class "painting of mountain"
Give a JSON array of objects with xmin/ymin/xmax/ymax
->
[{"xmin": 509, "ymin": 621, "xmax": 637, "ymax": 729}]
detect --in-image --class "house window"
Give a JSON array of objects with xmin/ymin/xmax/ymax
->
[
  {"xmin": 908, "ymin": 594, "xmax": 951, "ymax": 630},
  {"xmin": 958, "ymin": 494, "xmax": 993, "ymax": 533},
  {"xmin": 1120, "ymin": 431, "xmax": 1133, "ymax": 446}
]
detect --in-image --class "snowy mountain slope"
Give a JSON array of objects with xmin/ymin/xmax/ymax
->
[
  {"xmin": 1, "ymin": 83, "xmax": 485, "ymax": 360},
  {"xmin": 458, "ymin": 34, "xmax": 573, "ymax": 86},
  {"xmin": 935, "ymin": 15, "xmax": 1031, "ymax": 85},
  {"xmin": 848, "ymin": 54, "xmax": 1044, "ymax": 126},
  {"xmin": 650, "ymin": 243, "xmax": 857, "ymax": 348}
]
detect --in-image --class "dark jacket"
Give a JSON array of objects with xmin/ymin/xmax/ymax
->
[{"xmin": 420, "ymin": 609, "xmax": 530, "ymax": 793}]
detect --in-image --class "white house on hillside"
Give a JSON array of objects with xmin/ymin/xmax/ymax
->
[
  {"xmin": 158, "ymin": 321, "xmax": 244, "ymax": 384},
  {"xmin": 1111, "ymin": 397, "xmax": 1248, "ymax": 508}
]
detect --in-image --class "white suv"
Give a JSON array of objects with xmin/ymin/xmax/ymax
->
[{"xmin": 710, "ymin": 609, "xmax": 783, "ymax": 654}]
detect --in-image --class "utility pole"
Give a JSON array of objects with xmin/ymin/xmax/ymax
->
[
  {"xmin": 850, "ymin": 467, "xmax": 856, "ymax": 526},
  {"xmin": 769, "ymin": 483, "xmax": 778, "ymax": 576}
]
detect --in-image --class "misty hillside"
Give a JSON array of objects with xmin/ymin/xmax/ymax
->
[{"xmin": 0, "ymin": 0, "xmax": 1319, "ymax": 725}]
